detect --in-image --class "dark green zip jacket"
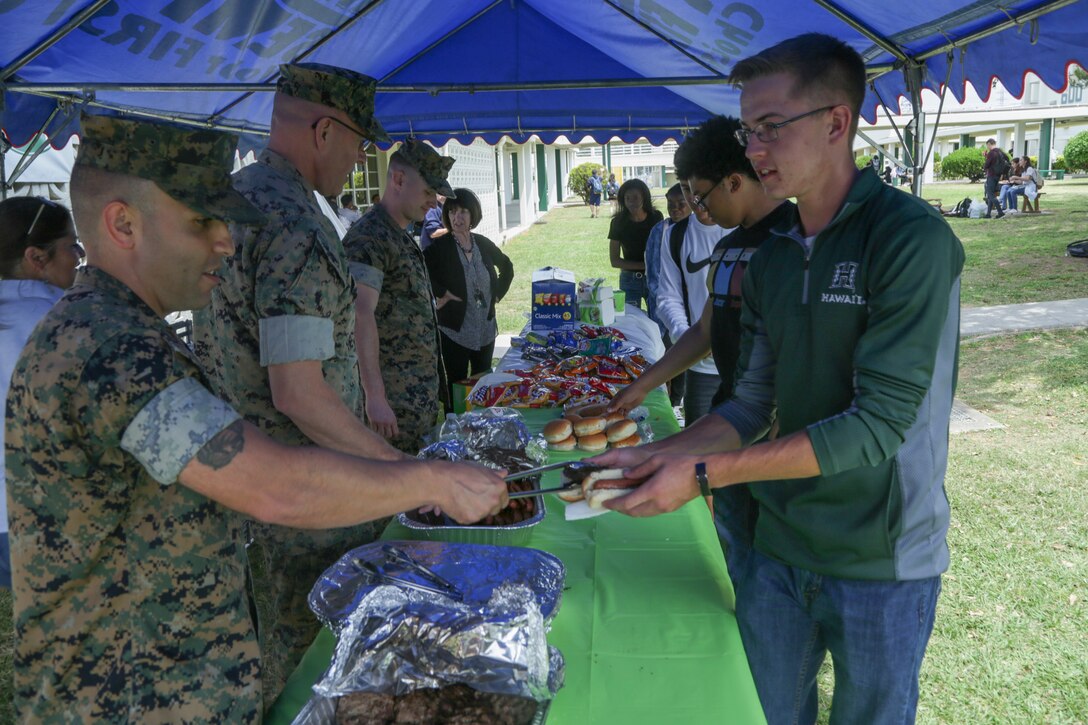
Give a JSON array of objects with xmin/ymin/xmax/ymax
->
[{"xmin": 715, "ymin": 168, "xmax": 965, "ymax": 580}]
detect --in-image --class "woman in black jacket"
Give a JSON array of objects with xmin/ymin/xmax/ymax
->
[{"xmin": 423, "ymin": 188, "xmax": 514, "ymax": 400}]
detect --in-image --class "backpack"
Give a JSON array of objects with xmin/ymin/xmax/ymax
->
[
  {"xmin": 951, "ymin": 197, "xmax": 973, "ymax": 218},
  {"xmin": 1067, "ymin": 239, "xmax": 1088, "ymax": 258},
  {"xmin": 994, "ymin": 152, "xmax": 1011, "ymax": 179}
]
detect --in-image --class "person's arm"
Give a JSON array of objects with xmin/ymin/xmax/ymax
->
[
  {"xmin": 609, "ymin": 237, "xmax": 643, "ymax": 271},
  {"xmin": 424, "ymin": 241, "xmax": 462, "ymax": 311},
  {"xmin": 608, "ymin": 296, "xmax": 713, "ymax": 414},
  {"xmin": 354, "ymin": 285, "xmax": 399, "ymax": 439},
  {"xmin": 177, "ymin": 419, "xmax": 507, "ymax": 526},
  {"xmin": 268, "ymin": 361, "xmax": 404, "ymax": 460},
  {"xmin": 484, "ymin": 236, "xmax": 515, "ymax": 302},
  {"xmin": 654, "ymin": 226, "xmax": 692, "ymax": 340}
]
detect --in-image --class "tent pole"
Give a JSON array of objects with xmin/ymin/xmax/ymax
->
[{"xmin": 0, "ymin": 0, "xmax": 112, "ymax": 81}]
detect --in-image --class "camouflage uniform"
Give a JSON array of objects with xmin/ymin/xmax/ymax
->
[
  {"xmin": 343, "ymin": 139, "xmax": 455, "ymax": 454},
  {"xmin": 5, "ymin": 116, "xmax": 263, "ymax": 721},
  {"xmin": 192, "ymin": 63, "xmax": 390, "ymax": 706}
]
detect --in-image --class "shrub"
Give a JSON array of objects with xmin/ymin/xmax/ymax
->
[
  {"xmin": 1062, "ymin": 130, "xmax": 1088, "ymax": 172},
  {"xmin": 1051, "ymin": 155, "xmax": 1066, "ymax": 171},
  {"xmin": 939, "ymin": 146, "xmax": 986, "ymax": 182},
  {"xmin": 855, "ymin": 154, "xmax": 872, "ymax": 170},
  {"xmin": 568, "ymin": 162, "xmax": 606, "ymax": 204}
]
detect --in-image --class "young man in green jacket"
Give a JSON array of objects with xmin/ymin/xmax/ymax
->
[{"xmin": 593, "ymin": 33, "xmax": 964, "ymax": 723}]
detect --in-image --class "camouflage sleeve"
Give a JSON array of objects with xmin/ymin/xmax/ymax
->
[
  {"xmin": 253, "ymin": 228, "xmax": 339, "ymax": 363},
  {"xmin": 120, "ymin": 377, "xmax": 241, "ymax": 485},
  {"xmin": 349, "ymin": 260, "xmax": 383, "ymax": 292},
  {"xmin": 258, "ymin": 315, "xmax": 335, "ymax": 365}
]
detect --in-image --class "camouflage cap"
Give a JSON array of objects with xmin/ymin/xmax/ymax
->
[
  {"xmin": 393, "ymin": 138, "xmax": 456, "ymax": 198},
  {"xmin": 75, "ymin": 113, "xmax": 264, "ymax": 225},
  {"xmin": 277, "ymin": 62, "xmax": 390, "ymax": 143}
]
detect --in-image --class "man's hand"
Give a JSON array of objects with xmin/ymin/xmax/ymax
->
[
  {"xmin": 586, "ymin": 445, "xmax": 655, "ymax": 470},
  {"xmin": 366, "ymin": 396, "xmax": 400, "ymax": 439},
  {"xmin": 604, "ymin": 453, "xmax": 702, "ymax": 517},
  {"xmin": 436, "ymin": 461, "xmax": 510, "ymax": 524},
  {"xmin": 436, "ymin": 290, "xmax": 463, "ymax": 310},
  {"xmin": 607, "ymin": 380, "xmax": 648, "ymax": 415}
]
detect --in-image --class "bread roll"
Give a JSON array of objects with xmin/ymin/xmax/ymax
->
[
  {"xmin": 605, "ymin": 418, "xmax": 637, "ymax": 442},
  {"xmin": 582, "ymin": 468, "xmax": 641, "ymax": 508},
  {"xmin": 556, "ymin": 486, "xmax": 585, "ymax": 502},
  {"xmin": 604, "ymin": 410, "xmax": 626, "ymax": 425},
  {"xmin": 576, "ymin": 432, "xmax": 608, "ymax": 452},
  {"xmin": 611, "ymin": 432, "xmax": 641, "ymax": 448},
  {"xmin": 549, "ymin": 435, "xmax": 577, "ymax": 451},
  {"xmin": 573, "ymin": 416, "xmax": 607, "ymax": 436},
  {"xmin": 543, "ymin": 417, "xmax": 573, "ymax": 443}
]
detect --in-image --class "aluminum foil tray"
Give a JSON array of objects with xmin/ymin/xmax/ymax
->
[{"xmin": 396, "ymin": 496, "xmax": 546, "ymax": 547}]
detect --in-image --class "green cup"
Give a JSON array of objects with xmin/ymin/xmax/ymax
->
[{"xmin": 613, "ymin": 289, "xmax": 626, "ymax": 314}]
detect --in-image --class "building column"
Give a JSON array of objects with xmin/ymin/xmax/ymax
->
[
  {"xmin": 1039, "ymin": 119, "xmax": 1053, "ymax": 170},
  {"xmin": 1014, "ymin": 121, "xmax": 1027, "ymax": 157}
]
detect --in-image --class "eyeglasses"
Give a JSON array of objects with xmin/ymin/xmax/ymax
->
[
  {"xmin": 734, "ymin": 105, "xmax": 837, "ymax": 147},
  {"xmin": 23, "ymin": 198, "xmax": 62, "ymax": 243},
  {"xmin": 312, "ymin": 116, "xmax": 371, "ymax": 154},
  {"xmin": 690, "ymin": 178, "xmax": 724, "ymax": 213}
]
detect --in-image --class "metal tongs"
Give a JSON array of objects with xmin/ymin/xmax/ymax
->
[
  {"xmin": 504, "ymin": 460, "xmax": 603, "ymax": 499},
  {"xmin": 353, "ymin": 544, "xmax": 464, "ymax": 601}
]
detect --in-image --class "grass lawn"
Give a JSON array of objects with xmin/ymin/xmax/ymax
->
[{"xmin": 1, "ymin": 180, "xmax": 1085, "ymax": 723}]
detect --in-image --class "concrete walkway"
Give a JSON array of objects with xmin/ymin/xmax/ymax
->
[{"xmin": 961, "ymin": 298, "xmax": 1088, "ymax": 337}]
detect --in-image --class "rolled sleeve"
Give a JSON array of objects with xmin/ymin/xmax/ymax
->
[
  {"xmin": 258, "ymin": 314, "xmax": 335, "ymax": 366},
  {"xmin": 121, "ymin": 377, "xmax": 241, "ymax": 485},
  {"xmin": 349, "ymin": 261, "xmax": 383, "ymax": 292}
]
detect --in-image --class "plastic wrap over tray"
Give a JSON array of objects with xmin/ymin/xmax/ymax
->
[{"xmin": 307, "ymin": 540, "xmax": 565, "ymax": 704}]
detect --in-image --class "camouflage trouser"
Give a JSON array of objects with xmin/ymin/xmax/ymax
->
[
  {"xmin": 248, "ymin": 519, "xmax": 389, "ymax": 710},
  {"xmin": 388, "ymin": 403, "xmax": 440, "ymax": 455}
]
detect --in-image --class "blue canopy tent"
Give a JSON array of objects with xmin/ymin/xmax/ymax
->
[{"xmin": 2, "ymin": 0, "xmax": 1086, "ymax": 196}]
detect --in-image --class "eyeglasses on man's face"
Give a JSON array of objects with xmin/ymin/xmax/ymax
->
[
  {"xmin": 312, "ymin": 116, "xmax": 371, "ymax": 154},
  {"xmin": 734, "ymin": 105, "xmax": 838, "ymax": 148},
  {"xmin": 690, "ymin": 178, "xmax": 725, "ymax": 213}
]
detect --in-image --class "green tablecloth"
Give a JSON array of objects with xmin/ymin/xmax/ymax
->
[{"xmin": 266, "ymin": 391, "xmax": 765, "ymax": 724}]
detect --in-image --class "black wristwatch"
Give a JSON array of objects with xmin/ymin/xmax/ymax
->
[{"xmin": 695, "ymin": 462, "xmax": 712, "ymax": 497}]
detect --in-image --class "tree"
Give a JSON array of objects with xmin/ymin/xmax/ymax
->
[
  {"xmin": 568, "ymin": 162, "xmax": 605, "ymax": 204},
  {"xmin": 1062, "ymin": 130, "xmax": 1088, "ymax": 172},
  {"xmin": 939, "ymin": 146, "xmax": 986, "ymax": 182}
]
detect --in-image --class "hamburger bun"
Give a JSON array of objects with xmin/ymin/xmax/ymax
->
[
  {"xmin": 611, "ymin": 432, "xmax": 641, "ymax": 448},
  {"xmin": 605, "ymin": 418, "xmax": 637, "ymax": 442},
  {"xmin": 573, "ymin": 416, "xmax": 607, "ymax": 436},
  {"xmin": 604, "ymin": 410, "xmax": 626, "ymax": 425},
  {"xmin": 549, "ymin": 435, "xmax": 578, "ymax": 451},
  {"xmin": 543, "ymin": 417, "xmax": 573, "ymax": 443},
  {"xmin": 576, "ymin": 432, "xmax": 608, "ymax": 452},
  {"xmin": 566, "ymin": 402, "xmax": 607, "ymax": 419}
]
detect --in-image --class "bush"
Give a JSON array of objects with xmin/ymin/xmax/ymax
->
[
  {"xmin": 1051, "ymin": 155, "xmax": 1066, "ymax": 171},
  {"xmin": 939, "ymin": 146, "xmax": 986, "ymax": 182},
  {"xmin": 568, "ymin": 162, "xmax": 605, "ymax": 204},
  {"xmin": 855, "ymin": 154, "xmax": 872, "ymax": 170},
  {"xmin": 1062, "ymin": 130, "xmax": 1088, "ymax": 172}
]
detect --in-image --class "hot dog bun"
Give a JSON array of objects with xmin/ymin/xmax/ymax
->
[
  {"xmin": 543, "ymin": 418, "xmax": 573, "ymax": 443},
  {"xmin": 605, "ymin": 418, "xmax": 637, "ymax": 442},
  {"xmin": 582, "ymin": 469, "xmax": 642, "ymax": 509}
]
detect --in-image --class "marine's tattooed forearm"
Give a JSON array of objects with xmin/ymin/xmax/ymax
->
[{"xmin": 197, "ymin": 419, "xmax": 245, "ymax": 470}]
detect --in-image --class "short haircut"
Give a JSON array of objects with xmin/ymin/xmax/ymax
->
[
  {"xmin": 986, "ymin": 138, "xmax": 996, "ymax": 146},
  {"xmin": 340, "ymin": 192, "xmax": 354, "ymax": 206},
  {"xmin": 442, "ymin": 187, "xmax": 483, "ymax": 230},
  {"xmin": 729, "ymin": 33, "xmax": 866, "ymax": 136},
  {"xmin": 666, "ymin": 183, "xmax": 684, "ymax": 198},
  {"xmin": 69, "ymin": 164, "xmax": 154, "ymax": 246},
  {"xmin": 673, "ymin": 116, "xmax": 758, "ymax": 182}
]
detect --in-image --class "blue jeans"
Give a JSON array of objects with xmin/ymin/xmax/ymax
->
[
  {"xmin": 736, "ymin": 550, "xmax": 941, "ymax": 725},
  {"xmin": 618, "ymin": 270, "xmax": 648, "ymax": 310},
  {"xmin": 712, "ymin": 484, "xmax": 755, "ymax": 592},
  {"xmin": 683, "ymin": 368, "xmax": 720, "ymax": 424},
  {"xmin": 1001, "ymin": 184, "xmax": 1026, "ymax": 210},
  {"xmin": 0, "ymin": 532, "xmax": 11, "ymax": 588}
]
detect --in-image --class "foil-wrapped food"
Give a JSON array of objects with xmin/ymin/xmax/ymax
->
[{"xmin": 296, "ymin": 541, "xmax": 565, "ymax": 724}]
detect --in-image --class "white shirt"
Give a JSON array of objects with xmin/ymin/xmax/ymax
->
[{"xmin": 656, "ymin": 216, "xmax": 731, "ymax": 375}]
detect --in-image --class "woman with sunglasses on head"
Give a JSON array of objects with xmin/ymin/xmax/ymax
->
[
  {"xmin": 607, "ymin": 178, "xmax": 663, "ymax": 311},
  {"xmin": 0, "ymin": 196, "xmax": 83, "ymax": 589}
]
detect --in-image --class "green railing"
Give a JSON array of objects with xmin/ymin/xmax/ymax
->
[{"xmin": 1039, "ymin": 169, "xmax": 1065, "ymax": 181}]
